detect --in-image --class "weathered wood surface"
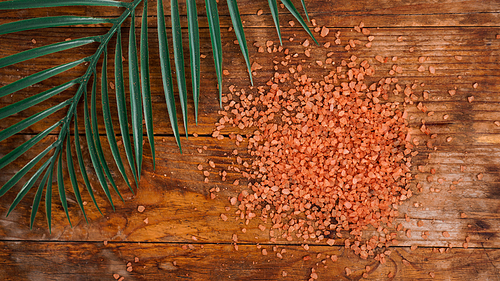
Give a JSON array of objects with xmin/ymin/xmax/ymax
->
[
  {"xmin": 1, "ymin": 26, "xmax": 499, "ymax": 136},
  {"xmin": 1, "ymin": 0, "xmax": 500, "ymax": 280},
  {"xmin": 0, "ymin": 242, "xmax": 499, "ymax": 281}
]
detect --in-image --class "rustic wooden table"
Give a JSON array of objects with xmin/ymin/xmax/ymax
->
[{"xmin": 1, "ymin": 0, "xmax": 500, "ymax": 280}]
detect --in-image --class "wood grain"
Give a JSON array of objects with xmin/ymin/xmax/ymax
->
[
  {"xmin": 1, "ymin": 0, "xmax": 500, "ymax": 280},
  {"xmin": 0, "ymin": 241, "xmax": 499, "ymax": 281},
  {"xmin": 0, "ymin": 26, "xmax": 499, "ymax": 136}
]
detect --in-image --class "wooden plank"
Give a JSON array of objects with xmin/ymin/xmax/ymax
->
[
  {"xmin": 0, "ymin": 134, "xmax": 499, "ymax": 250},
  {"xmin": 0, "ymin": 241, "xmax": 499, "ymax": 280},
  {"xmin": 1, "ymin": 26, "xmax": 499, "ymax": 136},
  {"xmin": 0, "ymin": 0, "xmax": 498, "ymax": 28}
]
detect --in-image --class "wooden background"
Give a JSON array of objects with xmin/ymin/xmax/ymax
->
[{"xmin": 1, "ymin": 0, "xmax": 500, "ymax": 280}]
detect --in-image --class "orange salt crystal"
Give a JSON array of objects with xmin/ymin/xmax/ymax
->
[
  {"xmin": 345, "ymin": 267, "xmax": 352, "ymax": 276},
  {"xmin": 477, "ymin": 173, "xmax": 484, "ymax": 180},
  {"xmin": 468, "ymin": 96, "xmax": 474, "ymax": 103},
  {"xmin": 320, "ymin": 26, "xmax": 330, "ymax": 37},
  {"xmin": 428, "ymin": 66, "xmax": 436, "ymax": 74}
]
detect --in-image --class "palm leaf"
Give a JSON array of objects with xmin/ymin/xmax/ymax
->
[
  {"xmin": 44, "ymin": 153, "xmax": 56, "ymax": 233},
  {"xmin": 187, "ymin": 0, "xmax": 201, "ymax": 124},
  {"xmin": 128, "ymin": 10, "xmax": 144, "ymax": 181},
  {"xmin": 57, "ymin": 150, "xmax": 72, "ymax": 227},
  {"xmin": 267, "ymin": 0, "xmax": 282, "ymax": 45},
  {"xmin": 83, "ymin": 83, "xmax": 116, "ymax": 210},
  {"xmin": 0, "ymin": 0, "xmax": 144, "ymax": 228},
  {"xmin": 0, "ymin": 0, "xmax": 318, "ymax": 230},
  {"xmin": 73, "ymin": 112, "xmax": 103, "ymax": 216},
  {"xmin": 140, "ymin": 0, "xmax": 155, "ymax": 169},
  {"xmin": 102, "ymin": 49, "xmax": 133, "ymax": 193},
  {"xmin": 205, "ymin": 0, "xmax": 223, "ymax": 107},
  {"xmin": 6, "ymin": 158, "xmax": 51, "ymax": 218},
  {"xmin": 90, "ymin": 72, "xmax": 123, "ymax": 202},
  {"xmin": 280, "ymin": 0, "xmax": 317, "ymax": 44},
  {"xmin": 0, "ymin": 58, "xmax": 88, "ymax": 99},
  {"xmin": 0, "ymin": 16, "xmax": 113, "ymax": 35},
  {"xmin": 0, "ymin": 37, "xmax": 97, "ymax": 68},
  {"xmin": 0, "ymin": 0, "xmax": 128, "ymax": 9},
  {"xmin": 171, "ymin": 0, "xmax": 189, "ymax": 138},
  {"xmin": 300, "ymin": 0, "xmax": 310, "ymax": 22},
  {"xmin": 65, "ymin": 135, "xmax": 88, "ymax": 223},
  {"xmin": 157, "ymin": 0, "xmax": 182, "ymax": 151},
  {"xmin": 29, "ymin": 161, "xmax": 50, "ymax": 229},
  {"xmin": 227, "ymin": 0, "xmax": 253, "ymax": 85},
  {"xmin": 115, "ymin": 28, "xmax": 139, "ymax": 185}
]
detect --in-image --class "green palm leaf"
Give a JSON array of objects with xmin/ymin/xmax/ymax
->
[
  {"xmin": 187, "ymin": 0, "xmax": 201, "ymax": 125},
  {"xmin": 44, "ymin": 153, "xmax": 56, "ymax": 233},
  {"xmin": 102, "ymin": 49, "xmax": 133, "ymax": 193},
  {"xmin": 0, "ymin": 80, "xmax": 78, "ymax": 121},
  {"xmin": 128, "ymin": 10, "xmax": 144, "ymax": 181},
  {"xmin": 171, "ymin": 0, "xmax": 189, "ymax": 138},
  {"xmin": 0, "ymin": 100, "xmax": 71, "ymax": 142},
  {"xmin": 90, "ymin": 73, "xmax": 123, "ymax": 201},
  {"xmin": 140, "ymin": 0, "xmax": 155, "ymax": 169},
  {"xmin": 0, "ymin": 0, "xmax": 127, "ymax": 9},
  {"xmin": 267, "ymin": 0, "xmax": 282, "ymax": 45},
  {"xmin": 115, "ymin": 29, "xmax": 139, "ymax": 185},
  {"xmin": 300, "ymin": 0, "xmax": 310, "ymax": 22},
  {"xmin": 83, "ymin": 84, "xmax": 116, "ymax": 210},
  {"xmin": 0, "ymin": 16, "xmax": 112, "ymax": 35},
  {"xmin": 0, "ymin": 58, "xmax": 88, "ymax": 99},
  {"xmin": 73, "ymin": 112, "xmax": 103, "ymax": 216},
  {"xmin": 205, "ymin": 0, "xmax": 223, "ymax": 107},
  {"xmin": 280, "ymin": 0, "xmax": 317, "ymax": 44},
  {"xmin": 0, "ymin": 0, "xmax": 144, "ymax": 228},
  {"xmin": 7, "ymin": 158, "xmax": 51, "ymax": 218},
  {"xmin": 57, "ymin": 150, "xmax": 72, "ymax": 227},
  {"xmin": 65, "ymin": 135, "xmax": 88, "ymax": 223},
  {"xmin": 29, "ymin": 160, "xmax": 51, "ymax": 229},
  {"xmin": 227, "ymin": 0, "xmax": 253, "ymax": 85},
  {"xmin": 157, "ymin": 0, "xmax": 182, "ymax": 150},
  {"xmin": 0, "ymin": 37, "xmax": 97, "ymax": 68},
  {"xmin": 0, "ymin": 0, "xmax": 318, "ymax": 230}
]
